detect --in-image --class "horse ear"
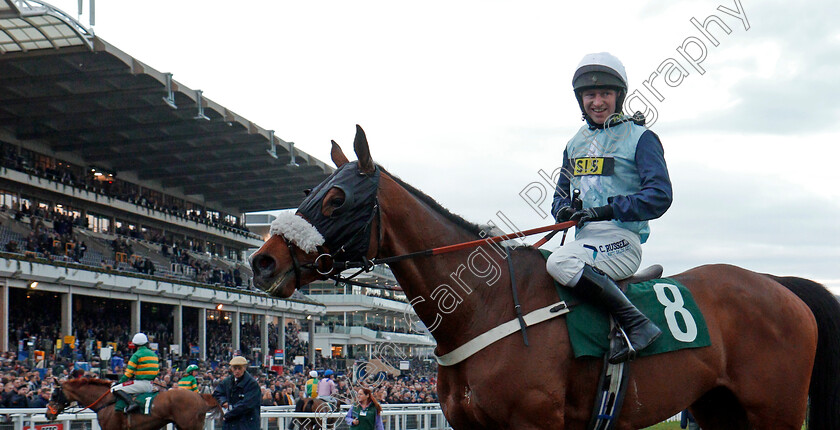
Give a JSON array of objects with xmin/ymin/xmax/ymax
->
[
  {"xmin": 354, "ymin": 124, "xmax": 375, "ymax": 174},
  {"xmin": 330, "ymin": 140, "xmax": 349, "ymax": 168}
]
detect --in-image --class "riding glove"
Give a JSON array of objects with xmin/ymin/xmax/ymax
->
[
  {"xmin": 554, "ymin": 206, "xmax": 576, "ymax": 223},
  {"xmin": 570, "ymin": 205, "xmax": 614, "ymax": 227}
]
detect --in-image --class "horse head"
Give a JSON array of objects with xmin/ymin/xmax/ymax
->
[
  {"xmin": 45, "ymin": 385, "xmax": 70, "ymax": 421},
  {"xmin": 251, "ymin": 125, "xmax": 381, "ymax": 297}
]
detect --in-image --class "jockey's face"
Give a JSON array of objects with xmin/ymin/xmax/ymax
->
[{"xmin": 581, "ymin": 88, "xmax": 617, "ymax": 125}]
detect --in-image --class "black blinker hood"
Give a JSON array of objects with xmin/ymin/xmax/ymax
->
[{"xmin": 297, "ymin": 161, "xmax": 380, "ymax": 261}]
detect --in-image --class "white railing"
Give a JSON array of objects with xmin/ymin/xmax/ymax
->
[{"xmin": 0, "ymin": 404, "xmax": 451, "ymax": 430}]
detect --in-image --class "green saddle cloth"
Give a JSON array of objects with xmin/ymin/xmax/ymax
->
[
  {"xmin": 560, "ymin": 277, "xmax": 711, "ymax": 358},
  {"xmin": 538, "ymin": 252, "xmax": 711, "ymax": 358},
  {"xmin": 116, "ymin": 392, "xmax": 158, "ymax": 414}
]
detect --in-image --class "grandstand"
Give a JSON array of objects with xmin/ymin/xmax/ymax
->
[{"xmin": 0, "ymin": 0, "xmax": 337, "ymax": 368}]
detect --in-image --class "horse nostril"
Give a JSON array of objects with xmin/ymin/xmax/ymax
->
[{"xmin": 252, "ymin": 254, "xmax": 276, "ymax": 276}]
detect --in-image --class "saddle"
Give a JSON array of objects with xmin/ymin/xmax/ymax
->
[
  {"xmin": 617, "ymin": 264, "xmax": 663, "ymax": 290},
  {"xmin": 313, "ymin": 396, "xmax": 342, "ymax": 412}
]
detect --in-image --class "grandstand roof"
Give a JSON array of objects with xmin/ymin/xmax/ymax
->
[{"xmin": 0, "ymin": 0, "xmax": 333, "ymax": 213}]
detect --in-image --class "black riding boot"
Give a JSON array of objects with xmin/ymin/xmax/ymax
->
[
  {"xmin": 574, "ymin": 264, "xmax": 662, "ymax": 364},
  {"xmin": 113, "ymin": 390, "xmax": 136, "ymax": 413}
]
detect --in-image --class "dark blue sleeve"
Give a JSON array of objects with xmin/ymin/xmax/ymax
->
[
  {"xmin": 610, "ymin": 130, "xmax": 672, "ymax": 221},
  {"xmin": 551, "ymin": 148, "xmax": 573, "ymax": 219},
  {"xmin": 212, "ymin": 378, "xmax": 229, "ymax": 405},
  {"xmin": 225, "ymin": 378, "xmax": 261, "ymax": 419}
]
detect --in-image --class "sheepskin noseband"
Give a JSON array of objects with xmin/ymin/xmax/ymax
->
[{"xmin": 269, "ymin": 212, "xmax": 325, "ymax": 254}]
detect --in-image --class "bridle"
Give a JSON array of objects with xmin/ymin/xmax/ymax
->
[
  {"xmin": 283, "ymin": 190, "xmax": 576, "ymax": 291},
  {"xmin": 286, "ymin": 198, "xmax": 382, "ymax": 291},
  {"xmin": 47, "ymin": 384, "xmax": 113, "ymax": 418}
]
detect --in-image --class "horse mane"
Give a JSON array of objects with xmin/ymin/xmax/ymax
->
[
  {"xmin": 379, "ymin": 165, "xmax": 486, "ymax": 238},
  {"xmin": 65, "ymin": 378, "xmax": 113, "ymax": 388}
]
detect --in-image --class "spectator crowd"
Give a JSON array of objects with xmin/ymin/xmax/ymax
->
[
  {"xmin": 1, "ymin": 143, "xmax": 254, "ymax": 237},
  {"xmin": 1, "ymin": 204, "xmax": 251, "ymax": 290},
  {"xmin": 0, "ymin": 350, "xmax": 439, "ymax": 410}
]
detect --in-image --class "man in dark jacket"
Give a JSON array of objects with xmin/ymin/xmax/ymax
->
[
  {"xmin": 7, "ymin": 386, "xmax": 29, "ymax": 408},
  {"xmin": 29, "ymin": 388, "xmax": 51, "ymax": 408},
  {"xmin": 212, "ymin": 356, "xmax": 260, "ymax": 430}
]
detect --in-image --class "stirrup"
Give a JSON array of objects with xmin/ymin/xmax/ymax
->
[{"xmin": 609, "ymin": 325, "xmax": 638, "ymax": 364}]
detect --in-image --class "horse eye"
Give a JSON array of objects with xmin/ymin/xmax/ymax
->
[{"xmin": 329, "ymin": 197, "xmax": 345, "ymax": 208}]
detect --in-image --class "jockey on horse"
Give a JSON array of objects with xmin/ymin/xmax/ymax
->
[
  {"xmin": 178, "ymin": 364, "xmax": 200, "ymax": 392},
  {"xmin": 110, "ymin": 332, "xmax": 160, "ymax": 413},
  {"xmin": 546, "ymin": 52, "xmax": 672, "ymax": 364}
]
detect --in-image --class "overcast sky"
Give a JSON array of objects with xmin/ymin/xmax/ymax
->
[{"xmin": 47, "ymin": 0, "xmax": 840, "ymax": 289}]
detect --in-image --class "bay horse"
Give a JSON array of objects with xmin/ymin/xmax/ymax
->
[
  {"xmin": 46, "ymin": 378, "xmax": 222, "ymax": 430},
  {"xmin": 250, "ymin": 125, "xmax": 840, "ymax": 430}
]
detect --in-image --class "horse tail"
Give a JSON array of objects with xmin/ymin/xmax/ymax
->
[
  {"xmin": 770, "ymin": 275, "xmax": 840, "ymax": 430},
  {"xmin": 201, "ymin": 393, "xmax": 223, "ymax": 420}
]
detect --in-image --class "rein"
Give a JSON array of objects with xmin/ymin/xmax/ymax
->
[
  {"xmin": 50, "ymin": 388, "xmax": 112, "ymax": 417},
  {"xmin": 318, "ymin": 220, "xmax": 577, "ymax": 289},
  {"xmin": 85, "ymin": 389, "xmax": 113, "ymax": 412}
]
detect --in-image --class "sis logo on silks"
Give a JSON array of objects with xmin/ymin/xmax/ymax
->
[{"xmin": 572, "ymin": 157, "xmax": 615, "ymax": 176}]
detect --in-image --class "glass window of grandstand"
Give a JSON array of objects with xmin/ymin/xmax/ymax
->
[
  {"xmin": 185, "ymin": 202, "xmax": 203, "ymax": 219},
  {"xmin": 87, "ymin": 166, "xmax": 116, "ymax": 193},
  {"xmin": 143, "ymin": 188, "xmax": 163, "ymax": 209},
  {"xmin": 114, "ymin": 220, "xmax": 138, "ymax": 237},
  {"xmin": 0, "ymin": 191, "xmax": 16, "ymax": 210},
  {"xmin": 300, "ymin": 281, "xmax": 338, "ymax": 295},
  {"xmin": 144, "ymin": 226, "xmax": 162, "ymax": 243},
  {"xmin": 54, "ymin": 203, "xmax": 81, "ymax": 219},
  {"xmin": 87, "ymin": 212, "xmax": 111, "ymax": 234},
  {"xmin": 207, "ymin": 241, "xmax": 219, "ymax": 257},
  {"xmin": 163, "ymin": 194, "xmax": 183, "ymax": 213},
  {"xmin": 224, "ymin": 214, "xmax": 239, "ymax": 227}
]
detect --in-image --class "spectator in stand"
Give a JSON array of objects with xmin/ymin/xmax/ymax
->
[
  {"xmin": 274, "ymin": 388, "xmax": 294, "ymax": 406},
  {"xmin": 1, "ymin": 383, "xmax": 16, "ymax": 407},
  {"xmin": 28, "ymin": 388, "xmax": 50, "ymax": 408},
  {"xmin": 260, "ymin": 388, "xmax": 274, "ymax": 406},
  {"xmin": 7, "ymin": 385, "xmax": 29, "ymax": 408},
  {"xmin": 4, "ymin": 240, "xmax": 18, "ymax": 253}
]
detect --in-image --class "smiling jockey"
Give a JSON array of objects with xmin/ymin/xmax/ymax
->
[
  {"xmin": 111, "ymin": 332, "xmax": 160, "ymax": 413},
  {"xmin": 546, "ymin": 52, "xmax": 673, "ymax": 364}
]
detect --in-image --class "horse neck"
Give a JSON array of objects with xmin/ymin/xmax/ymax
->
[
  {"xmin": 378, "ymin": 178, "xmax": 510, "ymax": 351},
  {"xmin": 67, "ymin": 382, "xmax": 110, "ymax": 408}
]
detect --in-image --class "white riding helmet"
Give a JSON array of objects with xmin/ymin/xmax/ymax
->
[
  {"xmin": 132, "ymin": 333, "xmax": 148, "ymax": 345},
  {"xmin": 572, "ymin": 52, "xmax": 629, "ymax": 119},
  {"xmin": 309, "ymin": 370, "xmax": 318, "ymax": 378}
]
